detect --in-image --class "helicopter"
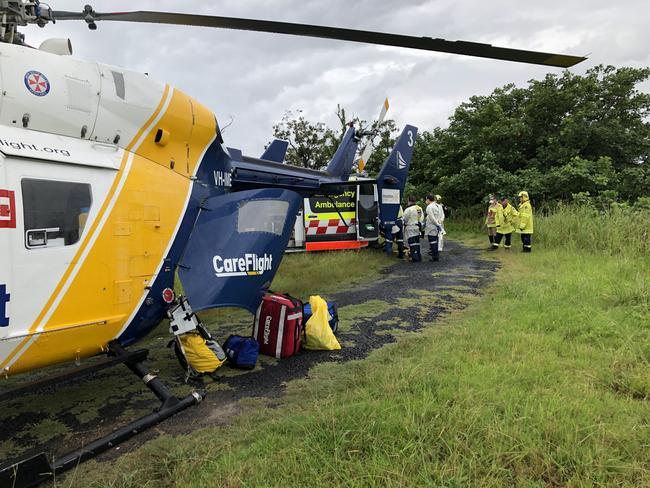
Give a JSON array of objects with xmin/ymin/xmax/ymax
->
[{"xmin": 0, "ymin": 1, "xmax": 586, "ymax": 485}]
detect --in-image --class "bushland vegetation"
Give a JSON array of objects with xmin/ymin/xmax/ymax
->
[
  {"xmin": 410, "ymin": 65, "xmax": 650, "ymax": 212},
  {"xmin": 275, "ymin": 65, "xmax": 649, "ymax": 215}
]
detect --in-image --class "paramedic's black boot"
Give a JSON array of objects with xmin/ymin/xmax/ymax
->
[{"xmin": 428, "ymin": 235, "xmax": 440, "ymax": 262}]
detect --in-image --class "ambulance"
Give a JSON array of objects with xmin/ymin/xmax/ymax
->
[
  {"xmin": 286, "ymin": 124, "xmax": 416, "ymax": 252},
  {"xmin": 287, "ymin": 181, "xmax": 379, "ymax": 251}
]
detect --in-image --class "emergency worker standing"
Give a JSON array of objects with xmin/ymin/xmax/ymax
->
[
  {"xmin": 434, "ymin": 195, "xmax": 445, "ymax": 229},
  {"xmin": 485, "ymin": 195, "xmax": 501, "ymax": 250},
  {"xmin": 516, "ymin": 191, "xmax": 534, "ymax": 252},
  {"xmin": 425, "ymin": 194, "xmax": 444, "ymax": 261},
  {"xmin": 403, "ymin": 196, "xmax": 424, "ymax": 262},
  {"xmin": 494, "ymin": 196, "xmax": 518, "ymax": 249}
]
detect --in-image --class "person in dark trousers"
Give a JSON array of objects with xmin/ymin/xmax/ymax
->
[
  {"xmin": 402, "ymin": 195, "xmax": 423, "ymax": 262},
  {"xmin": 425, "ymin": 194, "xmax": 444, "ymax": 261},
  {"xmin": 383, "ymin": 206, "xmax": 404, "ymax": 258},
  {"xmin": 494, "ymin": 196, "xmax": 518, "ymax": 249},
  {"xmin": 516, "ymin": 191, "xmax": 534, "ymax": 252}
]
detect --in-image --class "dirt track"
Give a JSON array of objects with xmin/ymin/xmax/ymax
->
[{"xmin": 0, "ymin": 240, "xmax": 498, "ymax": 466}]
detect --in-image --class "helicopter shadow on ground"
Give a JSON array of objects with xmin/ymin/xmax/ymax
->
[{"xmin": 0, "ymin": 240, "xmax": 498, "ymax": 465}]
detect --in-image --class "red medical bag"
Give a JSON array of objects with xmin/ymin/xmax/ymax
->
[{"xmin": 252, "ymin": 293, "xmax": 303, "ymax": 359}]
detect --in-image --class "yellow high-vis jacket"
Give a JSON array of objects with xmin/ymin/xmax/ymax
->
[
  {"xmin": 485, "ymin": 203, "xmax": 501, "ymax": 228},
  {"xmin": 517, "ymin": 201, "xmax": 534, "ymax": 234},
  {"xmin": 497, "ymin": 202, "xmax": 518, "ymax": 234}
]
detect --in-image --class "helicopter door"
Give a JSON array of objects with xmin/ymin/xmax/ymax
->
[
  {"xmin": 2, "ymin": 155, "xmax": 107, "ymax": 346},
  {"xmin": 179, "ymin": 188, "xmax": 302, "ymax": 314},
  {"xmin": 356, "ymin": 183, "xmax": 379, "ymax": 241}
]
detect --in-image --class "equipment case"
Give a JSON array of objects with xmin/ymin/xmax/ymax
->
[{"xmin": 253, "ymin": 293, "xmax": 303, "ymax": 359}]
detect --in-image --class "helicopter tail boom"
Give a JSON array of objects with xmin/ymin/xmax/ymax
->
[{"xmin": 229, "ymin": 126, "xmax": 359, "ymax": 194}]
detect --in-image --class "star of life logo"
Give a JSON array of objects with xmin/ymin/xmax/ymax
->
[
  {"xmin": 213, "ymin": 253, "xmax": 273, "ymax": 277},
  {"xmin": 24, "ymin": 71, "xmax": 50, "ymax": 97}
]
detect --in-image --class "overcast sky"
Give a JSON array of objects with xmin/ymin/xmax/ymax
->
[{"xmin": 24, "ymin": 0, "xmax": 650, "ymax": 155}]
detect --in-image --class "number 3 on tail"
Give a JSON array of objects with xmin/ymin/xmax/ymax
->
[{"xmin": 407, "ymin": 130, "xmax": 414, "ymax": 147}]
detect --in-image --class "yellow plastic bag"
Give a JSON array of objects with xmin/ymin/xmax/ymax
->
[
  {"xmin": 303, "ymin": 296, "xmax": 341, "ymax": 351},
  {"xmin": 178, "ymin": 333, "xmax": 226, "ymax": 373}
]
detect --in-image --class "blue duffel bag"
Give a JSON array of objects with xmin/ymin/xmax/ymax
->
[
  {"xmin": 223, "ymin": 335, "xmax": 260, "ymax": 369},
  {"xmin": 303, "ymin": 301, "xmax": 339, "ymax": 334}
]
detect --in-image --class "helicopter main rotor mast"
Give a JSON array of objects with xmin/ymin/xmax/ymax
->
[{"xmin": 2, "ymin": 1, "xmax": 587, "ymax": 67}]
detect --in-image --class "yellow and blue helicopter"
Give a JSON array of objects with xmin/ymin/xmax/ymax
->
[{"xmin": 0, "ymin": 2, "xmax": 586, "ymax": 485}]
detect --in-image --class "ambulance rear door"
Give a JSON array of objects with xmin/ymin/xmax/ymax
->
[{"xmin": 356, "ymin": 183, "xmax": 379, "ymax": 241}]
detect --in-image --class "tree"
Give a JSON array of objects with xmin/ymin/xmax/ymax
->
[
  {"xmin": 271, "ymin": 106, "xmax": 399, "ymax": 176},
  {"xmin": 271, "ymin": 110, "xmax": 337, "ymax": 169},
  {"xmin": 409, "ymin": 65, "xmax": 650, "ymax": 208}
]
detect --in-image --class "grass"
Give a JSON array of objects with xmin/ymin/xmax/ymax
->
[{"xmin": 62, "ymin": 207, "xmax": 650, "ymax": 487}]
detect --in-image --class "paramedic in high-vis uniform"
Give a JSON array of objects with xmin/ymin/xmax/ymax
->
[
  {"xmin": 494, "ymin": 196, "xmax": 518, "ymax": 249},
  {"xmin": 403, "ymin": 196, "xmax": 424, "ymax": 262},
  {"xmin": 425, "ymin": 194, "xmax": 444, "ymax": 261},
  {"xmin": 485, "ymin": 195, "xmax": 501, "ymax": 250},
  {"xmin": 516, "ymin": 191, "xmax": 534, "ymax": 252}
]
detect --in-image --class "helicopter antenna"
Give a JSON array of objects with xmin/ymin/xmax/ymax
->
[{"xmin": 220, "ymin": 115, "xmax": 234, "ymax": 134}]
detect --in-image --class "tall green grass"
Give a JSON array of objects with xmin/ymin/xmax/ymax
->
[
  {"xmin": 65, "ymin": 207, "xmax": 650, "ymax": 487},
  {"xmin": 537, "ymin": 204, "xmax": 650, "ymax": 257},
  {"xmin": 448, "ymin": 204, "xmax": 650, "ymax": 257}
]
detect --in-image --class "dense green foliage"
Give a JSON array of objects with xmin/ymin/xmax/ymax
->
[
  {"xmin": 410, "ymin": 65, "xmax": 650, "ymax": 209},
  {"xmin": 268, "ymin": 65, "xmax": 649, "ymax": 212}
]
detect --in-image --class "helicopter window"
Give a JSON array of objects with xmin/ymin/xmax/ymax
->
[
  {"xmin": 237, "ymin": 200, "xmax": 289, "ymax": 235},
  {"xmin": 21, "ymin": 179, "xmax": 92, "ymax": 249}
]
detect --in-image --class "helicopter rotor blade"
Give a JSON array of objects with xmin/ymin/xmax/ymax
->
[
  {"xmin": 358, "ymin": 98, "xmax": 390, "ymax": 173},
  {"xmin": 50, "ymin": 10, "xmax": 586, "ymax": 68}
]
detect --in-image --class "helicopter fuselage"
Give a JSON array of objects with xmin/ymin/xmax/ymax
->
[
  {"xmin": 0, "ymin": 42, "xmax": 222, "ymax": 376},
  {"xmin": 0, "ymin": 41, "xmax": 415, "ymax": 379}
]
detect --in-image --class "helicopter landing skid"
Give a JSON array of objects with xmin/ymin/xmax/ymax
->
[{"xmin": 0, "ymin": 341, "xmax": 205, "ymax": 488}]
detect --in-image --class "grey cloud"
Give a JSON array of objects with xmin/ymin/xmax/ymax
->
[{"xmin": 23, "ymin": 0, "xmax": 650, "ymax": 155}]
